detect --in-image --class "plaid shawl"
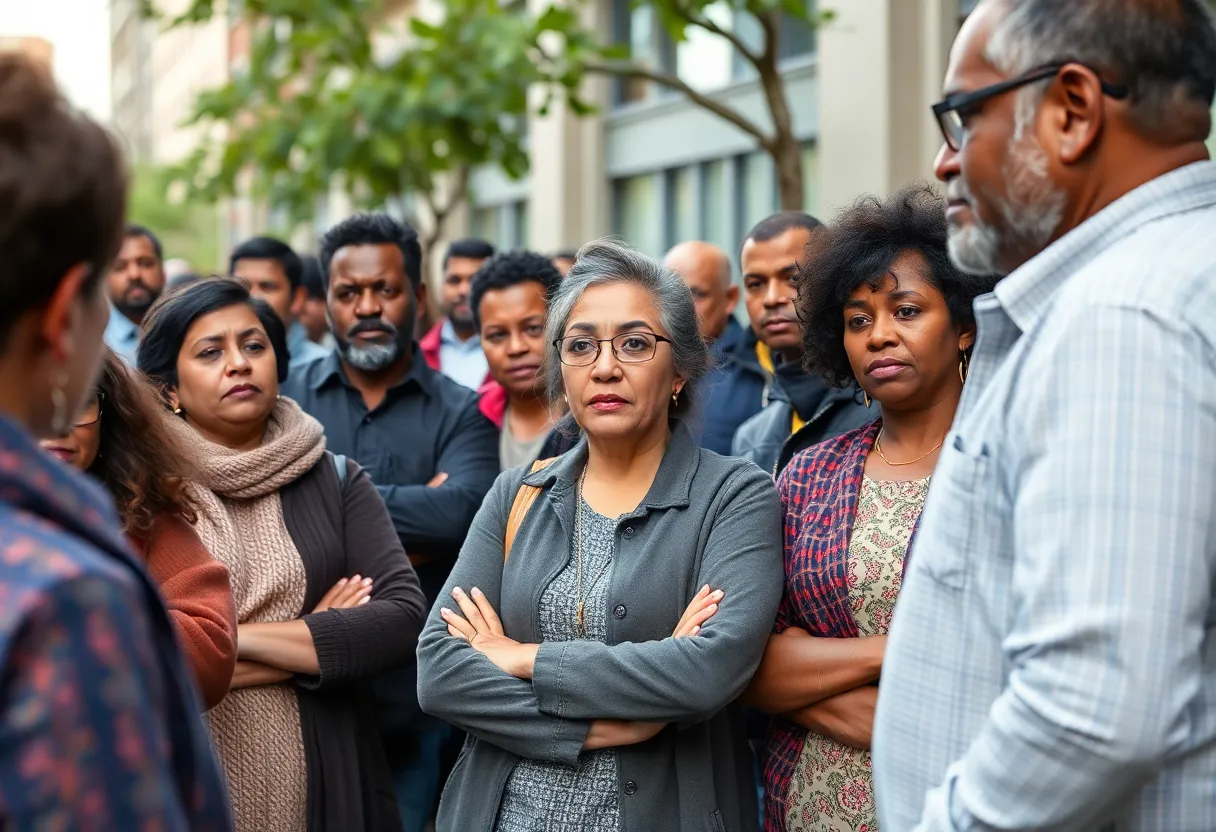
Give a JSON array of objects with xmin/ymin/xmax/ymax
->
[{"xmin": 762, "ymin": 419, "xmax": 889, "ymax": 831}]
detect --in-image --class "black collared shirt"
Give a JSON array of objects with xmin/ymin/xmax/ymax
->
[{"xmin": 283, "ymin": 348, "xmax": 499, "ymax": 597}]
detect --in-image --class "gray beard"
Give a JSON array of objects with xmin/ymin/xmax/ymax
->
[
  {"xmin": 340, "ymin": 339, "xmax": 402, "ymax": 372},
  {"xmin": 948, "ymin": 127, "xmax": 1066, "ymax": 276}
]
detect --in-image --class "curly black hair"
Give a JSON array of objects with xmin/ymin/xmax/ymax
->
[
  {"xmin": 797, "ymin": 183, "xmax": 998, "ymax": 388},
  {"xmin": 318, "ymin": 213, "xmax": 422, "ymax": 288},
  {"xmin": 469, "ymin": 250, "xmax": 563, "ymax": 331}
]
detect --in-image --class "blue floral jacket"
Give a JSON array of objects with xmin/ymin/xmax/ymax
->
[{"xmin": 0, "ymin": 415, "xmax": 231, "ymax": 830}]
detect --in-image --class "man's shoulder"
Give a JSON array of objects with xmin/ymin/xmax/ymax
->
[
  {"xmin": 282, "ymin": 354, "xmax": 336, "ymax": 401},
  {"xmin": 1065, "ymin": 204, "xmax": 1216, "ymax": 322},
  {"xmin": 419, "ymin": 360, "xmax": 484, "ymax": 415},
  {"xmin": 290, "ymin": 338, "xmax": 331, "ymax": 369}
]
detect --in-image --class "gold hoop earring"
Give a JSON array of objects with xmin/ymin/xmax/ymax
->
[
  {"xmin": 959, "ymin": 353, "xmax": 970, "ymax": 384},
  {"xmin": 863, "ymin": 391, "xmax": 872, "ymax": 409},
  {"xmin": 49, "ymin": 372, "xmax": 69, "ymax": 436}
]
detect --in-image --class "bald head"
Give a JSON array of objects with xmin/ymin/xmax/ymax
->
[{"xmin": 663, "ymin": 241, "xmax": 737, "ymax": 342}]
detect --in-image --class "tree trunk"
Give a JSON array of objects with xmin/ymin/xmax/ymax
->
[
  {"xmin": 771, "ymin": 132, "xmax": 805, "ymax": 211},
  {"xmin": 756, "ymin": 12, "xmax": 805, "ymax": 211}
]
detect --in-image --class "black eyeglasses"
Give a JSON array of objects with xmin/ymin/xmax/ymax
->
[
  {"xmin": 74, "ymin": 390, "xmax": 105, "ymax": 428},
  {"xmin": 932, "ymin": 61, "xmax": 1129, "ymax": 152},
  {"xmin": 553, "ymin": 332, "xmax": 673, "ymax": 367}
]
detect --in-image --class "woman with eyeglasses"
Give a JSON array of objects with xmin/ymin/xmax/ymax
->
[
  {"xmin": 417, "ymin": 239, "xmax": 783, "ymax": 832},
  {"xmin": 40, "ymin": 348, "xmax": 238, "ymax": 711},
  {"xmin": 742, "ymin": 185, "xmax": 997, "ymax": 832}
]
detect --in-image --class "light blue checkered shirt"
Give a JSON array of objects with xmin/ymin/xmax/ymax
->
[{"xmin": 874, "ymin": 161, "xmax": 1216, "ymax": 832}]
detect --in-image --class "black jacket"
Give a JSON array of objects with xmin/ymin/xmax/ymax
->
[{"xmin": 731, "ymin": 363, "xmax": 878, "ymax": 476}]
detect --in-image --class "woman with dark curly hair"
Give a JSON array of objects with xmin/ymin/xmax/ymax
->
[
  {"xmin": 40, "ymin": 347, "xmax": 238, "ymax": 710},
  {"xmin": 744, "ymin": 184, "xmax": 997, "ymax": 832}
]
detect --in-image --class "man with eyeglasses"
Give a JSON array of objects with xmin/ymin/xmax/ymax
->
[{"xmin": 873, "ymin": 2, "xmax": 1216, "ymax": 831}]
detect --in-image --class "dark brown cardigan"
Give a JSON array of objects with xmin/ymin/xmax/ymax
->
[{"xmin": 280, "ymin": 452, "xmax": 427, "ymax": 832}]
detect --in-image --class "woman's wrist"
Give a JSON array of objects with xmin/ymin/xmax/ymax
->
[{"xmin": 510, "ymin": 643, "xmax": 539, "ymax": 679}]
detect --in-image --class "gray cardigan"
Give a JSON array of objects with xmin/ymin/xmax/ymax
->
[{"xmin": 416, "ymin": 424, "xmax": 783, "ymax": 832}]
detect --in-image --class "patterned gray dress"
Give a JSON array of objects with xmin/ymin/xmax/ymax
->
[{"xmin": 494, "ymin": 498, "xmax": 621, "ymax": 832}]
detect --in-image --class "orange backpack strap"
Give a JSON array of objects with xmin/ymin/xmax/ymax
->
[{"xmin": 504, "ymin": 458, "xmax": 557, "ymax": 563}]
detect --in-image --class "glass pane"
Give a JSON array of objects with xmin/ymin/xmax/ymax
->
[
  {"xmin": 668, "ymin": 166, "xmax": 697, "ymax": 247},
  {"xmin": 614, "ymin": 174, "xmax": 662, "ymax": 258},
  {"xmin": 702, "ymin": 159, "xmax": 729, "ymax": 254},
  {"xmin": 779, "ymin": 0, "xmax": 816, "ymax": 62},
  {"xmin": 676, "ymin": 2, "xmax": 733, "ymax": 91},
  {"xmin": 801, "ymin": 144, "xmax": 820, "ymax": 216},
  {"xmin": 471, "ymin": 206, "xmax": 498, "ymax": 246},
  {"xmin": 741, "ymin": 152, "xmax": 774, "ymax": 235},
  {"xmin": 513, "ymin": 200, "xmax": 529, "ymax": 249},
  {"xmin": 617, "ymin": 3, "xmax": 654, "ymax": 104}
]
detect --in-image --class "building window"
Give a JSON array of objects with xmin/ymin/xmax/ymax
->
[
  {"xmin": 471, "ymin": 206, "xmax": 498, "ymax": 246},
  {"xmin": 801, "ymin": 143, "xmax": 820, "ymax": 216},
  {"xmin": 702, "ymin": 159, "xmax": 730, "ymax": 256},
  {"xmin": 674, "ymin": 2, "xmax": 734, "ymax": 93},
  {"xmin": 613, "ymin": 174, "xmax": 663, "ymax": 258},
  {"xmin": 777, "ymin": 0, "xmax": 817, "ymax": 63},
  {"xmin": 666, "ymin": 166, "xmax": 698, "ymax": 247},
  {"xmin": 512, "ymin": 200, "xmax": 529, "ymax": 248},
  {"xmin": 739, "ymin": 151, "xmax": 776, "ymax": 241}
]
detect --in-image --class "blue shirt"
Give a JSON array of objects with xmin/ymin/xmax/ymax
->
[
  {"xmin": 874, "ymin": 161, "xmax": 1216, "ymax": 831},
  {"xmin": 103, "ymin": 308, "xmax": 140, "ymax": 364},
  {"xmin": 287, "ymin": 321, "xmax": 330, "ymax": 369},
  {"xmin": 437, "ymin": 318, "xmax": 489, "ymax": 390}
]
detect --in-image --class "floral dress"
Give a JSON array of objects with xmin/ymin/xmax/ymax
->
[{"xmin": 785, "ymin": 476, "xmax": 929, "ymax": 832}]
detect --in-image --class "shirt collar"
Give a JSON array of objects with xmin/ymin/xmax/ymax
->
[
  {"xmin": 311, "ymin": 342, "xmax": 435, "ymax": 397},
  {"xmin": 523, "ymin": 420, "xmax": 701, "ymax": 512},
  {"xmin": 440, "ymin": 318, "xmax": 479, "ymax": 349},
  {"xmin": 994, "ymin": 161, "xmax": 1216, "ymax": 334},
  {"xmin": 106, "ymin": 308, "xmax": 140, "ymax": 342}
]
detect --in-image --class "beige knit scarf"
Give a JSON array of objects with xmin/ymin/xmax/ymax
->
[{"xmin": 160, "ymin": 396, "xmax": 326, "ymax": 832}]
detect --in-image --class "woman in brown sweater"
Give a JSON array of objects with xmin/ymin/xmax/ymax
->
[
  {"xmin": 39, "ymin": 347, "xmax": 238, "ymax": 711},
  {"xmin": 137, "ymin": 278, "xmax": 427, "ymax": 832}
]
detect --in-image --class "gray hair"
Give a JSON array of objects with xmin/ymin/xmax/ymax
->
[
  {"xmin": 983, "ymin": 0, "xmax": 1216, "ymax": 142},
  {"xmin": 544, "ymin": 238, "xmax": 710, "ymax": 424}
]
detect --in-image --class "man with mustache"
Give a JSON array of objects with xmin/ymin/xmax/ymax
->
[
  {"xmin": 419, "ymin": 237, "xmax": 495, "ymax": 390},
  {"xmin": 731, "ymin": 212, "xmax": 876, "ymax": 475},
  {"xmin": 281, "ymin": 213, "xmax": 499, "ymax": 832},
  {"xmin": 104, "ymin": 224, "xmax": 166, "ymax": 364},
  {"xmin": 873, "ymin": 2, "xmax": 1216, "ymax": 830}
]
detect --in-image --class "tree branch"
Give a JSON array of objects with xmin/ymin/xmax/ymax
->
[
  {"xmin": 669, "ymin": 4, "xmax": 761, "ymax": 68},
  {"xmin": 584, "ymin": 61, "xmax": 774, "ymax": 149}
]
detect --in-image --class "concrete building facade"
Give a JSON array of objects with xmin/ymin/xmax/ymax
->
[{"xmin": 462, "ymin": 0, "xmax": 977, "ymax": 275}]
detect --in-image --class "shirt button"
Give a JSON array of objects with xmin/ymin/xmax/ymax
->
[
  {"xmin": 613, "ymin": 604, "xmax": 627, "ymax": 619},
  {"xmin": 623, "ymin": 781, "xmax": 637, "ymax": 796},
  {"xmin": 623, "ymin": 526, "xmax": 634, "ymax": 539}
]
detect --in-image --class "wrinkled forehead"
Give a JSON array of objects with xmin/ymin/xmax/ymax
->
[{"xmin": 944, "ymin": 0, "xmax": 1007, "ymax": 95}]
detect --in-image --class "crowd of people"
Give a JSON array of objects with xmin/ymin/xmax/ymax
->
[{"xmin": 1, "ymin": 0, "xmax": 1216, "ymax": 830}]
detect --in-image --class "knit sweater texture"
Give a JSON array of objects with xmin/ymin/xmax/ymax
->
[{"xmin": 165, "ymin": 398, "xmax": 326, "ymax": 832}]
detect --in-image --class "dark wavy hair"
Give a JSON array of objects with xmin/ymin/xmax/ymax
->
[
  {"xmin": 138, "ymin": 277, "xmax": 290, "ymax": 390},
  {"xmin": 89, "ymin": 348, "xmax": 198, "ymax": 538},
  {"xmin": 797, "ymin": 183, "xmax": 998, "ymax": 388}
]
